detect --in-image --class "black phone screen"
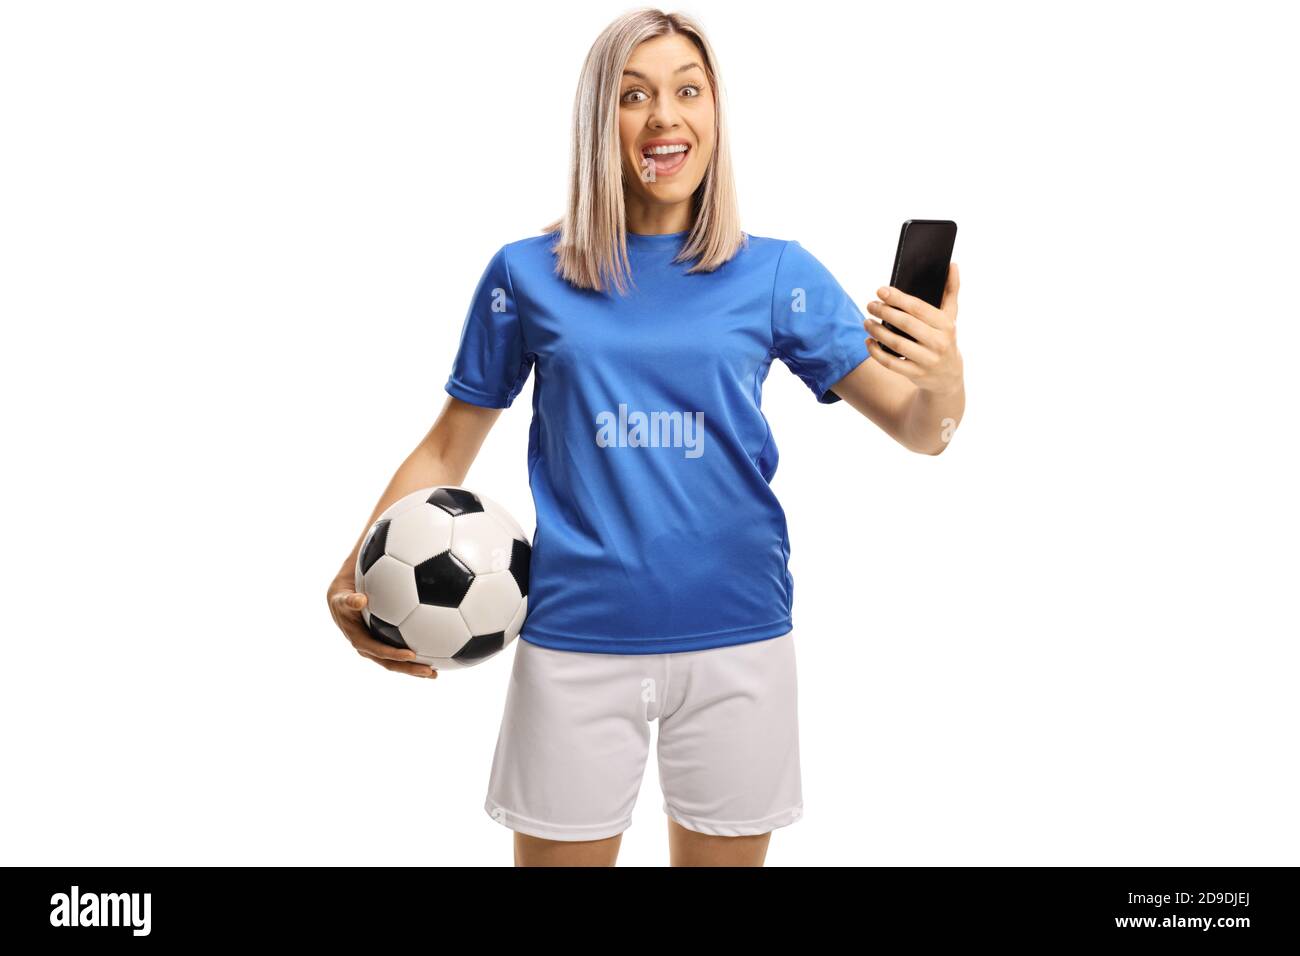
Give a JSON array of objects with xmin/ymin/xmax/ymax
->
[{"xmin": 880, "ymin": 219, "xmax": 958, "ymax": 359}]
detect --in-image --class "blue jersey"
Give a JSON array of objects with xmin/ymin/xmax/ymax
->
[{"xmin": 444, "ymin": 230, "xmax": 871, "ymax": 654}]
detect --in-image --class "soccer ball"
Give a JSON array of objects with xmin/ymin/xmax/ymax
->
[{"xmin": 354, "ymin": 486, "xmax": 531, "ymax": 670}]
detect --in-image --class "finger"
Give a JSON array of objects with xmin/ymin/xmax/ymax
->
[
  {"xmin": 330, "ymin": 589, "xmax": 368, "ymax": 616},
  {"xmin": 866, "ymin": 336, "xmax": 924, "ymax": 380},
  {"xmin": 358, "ymin": 648, "xmax": 439, "ymax": 679},
  {"xmin": 877, "ymin": 285, "xmax": 947, "ymax": 331},
  {"xmin": 864, "ymin": 315, "xmax": 937, "ymax": 366},
  {"xmin": 941, "ymin": 262, "xmax": 960, "ymax": 318},
  {"xmin": 340, "ymin": 615, "xmax": 419, "ymax": 662},
  {"xmin": 356, "ymin": 647, "xmax": 436, "ymax": 676},
  {"xmin": 866, "ymin": 299, "xmax": 942, "ymax": 351},
  {"xmin": 348, "ymin": 624, "xmax": 420, "ymax": 663}
]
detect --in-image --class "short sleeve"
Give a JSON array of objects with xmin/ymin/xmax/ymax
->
[
  {"xmin": 770, "ymin": 240, "xmax": 871, "ymax": 404},
  {"xmin": 444, "ymin": 244, "xmax": 533, "ymax": 408}
]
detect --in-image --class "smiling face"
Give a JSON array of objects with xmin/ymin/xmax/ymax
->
[{"xmin": 618, "ymin": 33, "xmax": 716, "ymax": 228}]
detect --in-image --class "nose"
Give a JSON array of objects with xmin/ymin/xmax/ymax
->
[{"xmin": 647, "ymin": 96, "xmax": 681, "ymax": 131}]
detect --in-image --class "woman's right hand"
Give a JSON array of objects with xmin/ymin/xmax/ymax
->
[
  {"xmin": 326, "ymin": 396, "xmax": 503, "ymax": 679},
  {"xmin": 327, "ymin": 576, "xmax": 438, "ymax": 679}
]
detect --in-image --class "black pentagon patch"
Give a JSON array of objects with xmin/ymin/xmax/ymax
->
[
  {"xmin": 427, "ymin": 486, "xmax": 484, "ymax": 517},
  {"xmin": 367, "ymin": 613, "xmax": 409, "ymax": 651},
  {"xmin": 454, "ymin": 631, "xmax": 504, "ymax": 663},
  {"xmin": 414, "ymin": 551, "xmax": 475, "ymax": 607},
  {"xmin": 509, "ymin": 539, "xmax": 531, "ymax": 597},
  {"xmin": 359, "ymin": 519, "xmax": 390, "ymax": 574}
]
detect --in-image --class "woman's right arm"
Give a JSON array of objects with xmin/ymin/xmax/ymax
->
[{"xmin": 326, "ymin": 395, "xmax": 505, "ymax": 679}]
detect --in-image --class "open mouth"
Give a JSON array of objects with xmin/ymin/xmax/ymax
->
[{"xmin": 640, "ymin": 142, "xmax": 691, "ymax": 178}]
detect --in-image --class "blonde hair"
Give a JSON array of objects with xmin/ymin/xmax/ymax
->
[{"xmin": 541, "ymin": 8, "xmax": 746, "ymax": 294}]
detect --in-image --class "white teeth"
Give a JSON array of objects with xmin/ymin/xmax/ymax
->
[{"xmin": 643, "ymin": 144, "xmax": 689, "ymax": 155}]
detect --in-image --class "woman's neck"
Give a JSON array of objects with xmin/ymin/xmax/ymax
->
[{"xmin": 625, "ymin": 197, "xmax": 693, "ymax": 236}]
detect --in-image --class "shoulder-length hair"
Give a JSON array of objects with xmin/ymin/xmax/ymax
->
[{"xmin": 541, "ymin": 8, "xmax": 746, "ymax": 295}]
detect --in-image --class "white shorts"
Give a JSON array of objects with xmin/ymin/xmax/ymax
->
[{"xmin": 484, "ymin": 630, "xmax": 803, "ymax": 841}]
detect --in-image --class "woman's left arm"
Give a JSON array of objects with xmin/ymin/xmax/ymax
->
[{"xmin": 829, "ymin": 263, "xmax": 964, "ymax": 455}]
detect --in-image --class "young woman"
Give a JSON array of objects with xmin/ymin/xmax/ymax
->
[{"xmin": 326, "ymin": 8, "xmax": 964, "ymax": 867}]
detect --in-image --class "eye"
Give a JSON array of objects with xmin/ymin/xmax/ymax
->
[
  {"xmin": 622, "ymin": 89, "xmax": 648, "ymax": 104},
  {"xmin": 680, "ymin": 85, "xmax": 701, "ymax": 97}
]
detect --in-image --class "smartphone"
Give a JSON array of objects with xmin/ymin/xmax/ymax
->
[{"xmin": 879, "ymin": 219, "xmax": 958, "ymax": 359}]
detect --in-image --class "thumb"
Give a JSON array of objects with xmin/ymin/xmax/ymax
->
[
  {"xmin": 942, "ymin": 262, "xmax": 960, "ymax": 317},
  {"xmin": 333, "ymin": 590, "xmax": 368, "ymax": 613}
]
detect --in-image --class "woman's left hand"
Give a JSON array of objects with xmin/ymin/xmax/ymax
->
[{"xmin": 864, "ymin": 262, "xmax": 962, "ymax": 393}]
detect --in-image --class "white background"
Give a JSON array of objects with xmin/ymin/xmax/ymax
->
[{"xmin": 2, "ymin": 0, "xmax": 1296, "ymax": 867}]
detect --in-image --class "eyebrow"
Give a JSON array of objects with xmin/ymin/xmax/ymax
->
[{"xmin": 622, "ymin": 62, "xmax": 706, "ymax": 82}]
